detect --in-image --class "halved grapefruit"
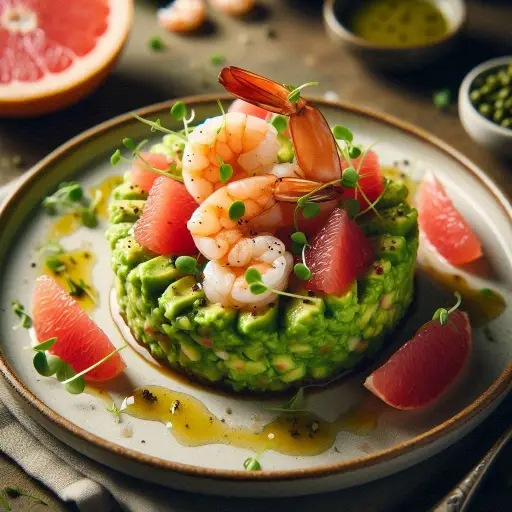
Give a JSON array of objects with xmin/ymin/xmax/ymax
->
[
  {"xmin": 134, "ymin": 176, "xmax": 198, "ymax": 255},
  {"xmin": 0, "ymin": 0, "xmax": 133, "ymax": 117},
  {"xmin": 417, "ymin": 172, "xmax": 482, "ymax": 265},
  {"xmin": 305, "ymin": 207, "xmax": 374, "ymax": 295},
  {"xmin": 32, "ymin": 275, "xmax": 126, "ymax": 381},
  {"xmin": 365, "ymin": 310, "xmax": 471, "ymax": 410}
]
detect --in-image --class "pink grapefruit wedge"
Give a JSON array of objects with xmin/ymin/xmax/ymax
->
[
  {"xmin": 0, "ymin": 0, "xmax": 132, "ymax": 117},
  {"xmin": 228, "ymin": 98, "xmax": 271, "ymax": 120},
  {"xmin": 305, "ymin": 208, "xmax": 374, "ymax": 295},
  {"xmin": 32, "ymin": 275, "xmax": 126, "ymax": 381},
  {"xmin": 134, "ymin": 176, "xmax": 198, "ymax": 256},
  {"xmin": 417, "ymin": 173, "xmax": 482, "ymax": 265},
  {"xmin": 130, "ymin": 152, "xmax": 171, "ymax": 193},
  {"xmin": 365, "ymin": 310, "xmax": 471, "ymax": 410}
]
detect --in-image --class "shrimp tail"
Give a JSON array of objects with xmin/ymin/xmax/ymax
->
[
  {"xmin": 219, "ymin": 66, "xmax": 301, "ymax": 115},
  {"xmin": 275, "ymin": 178, "xmax": 340, "ymax": 203}
]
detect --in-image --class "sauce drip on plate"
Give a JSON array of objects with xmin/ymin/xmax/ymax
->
[
  {"xmin": 121, "ymin": 386, "xmax": 379, "ymax": 456},
  {"xmin": 90, "ymin": 175, "xmax": 123, "ymax": 220}
]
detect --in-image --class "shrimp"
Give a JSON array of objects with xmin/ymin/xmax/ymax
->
[
  {"xmin": 187, "ymin": 174, "xmax": 334, "ymax": 261},
  {"xmin": 202, "ymin": 236, "xmax": 293, "ymax": 309},
  {"xmin": 219, "ymin": 66, "xmax": 342, "ymax": 183},
  {"xmin": 158, "ymin": 0, "xmax": 206, "ymax": 33},
  {"xmin": 183, "ymin": 112, "xmax": 280, "ymax": 203},
  {"xmin": 209, "ymin": 0, "xmax": 255, "ymax": 16}
]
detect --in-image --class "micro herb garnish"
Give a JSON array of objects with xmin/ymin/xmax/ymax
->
[
  {"xmin": 107, "ymin": 403, "xmax": 123, "ymax": 423},
  {"xmin": 46, "ymin": 256, "xmax": 66, "ymax": 274},
  {"xmin": 244, "ymin": 268, "xmax": 316, "ymax": 301},
  {"xmin": 286, "ymin": 82, "xmax": 319, "ymax": 103},
  {"xmin": 265, "ymin": 387, "xmax": 307, "ymax": 413},
  {"xmin": 271, "ymin": 114, "xmax": 288, "ymax": 134},
  {"xmin": 31, "ymin": 339, "xmax": 128, "ymax": 395},
  {"xmin": 1, "ymin": 487, "xmax": 48, "ymax": 509},
  {"xmin": 210, "ymin": 53, "xmax": 225, "ymax": 65},
  {"xmin": 229, "ymin": 201, "xmax": 246, "ymax": 221},
  {"xmin": 148, "ymin": 35, "xmax": 167, "ymax": 51},
  {"xmin": 42, "ymin": 181, "xmax": 100, "ymax": 228},
  {"xmin": 217, "ymin": 155, "xmax": 233, "ymax": 183},
  {"xmin": 433, "ymin": 88, "xmax": 452, "ymax": 110},
  {"xmin": 216, "ymin": 99, "xmax": 227, "ymax": 137},
  {"xmin": 11, "ymin": 300, "xmax": 32, "ymax": 330},
  {"xmin": 433, "ymin": 292, "xmax": 462, "ymax": 326},
  {"xmin": 171, "ymin": 101, "xmax": 196, "ymax": 138},
  {"xmin": 175, "ymin": 256, "xmax": 198, "ymax": 275},
  {"xmin": 243, "ymin": 453, "xmax": 263, "ymax": 471}
]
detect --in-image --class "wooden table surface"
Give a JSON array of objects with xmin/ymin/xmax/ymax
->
[{"xmin": 0, "ymin": 1, "xmax": 511, "ymax": 510}]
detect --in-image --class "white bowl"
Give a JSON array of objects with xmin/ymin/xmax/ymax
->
[
  {"xmin": 459, "ymin": 56, "xmax": 512, "ymax": 158},
  {"xmin": 323, "ymin": 0, "xmax": 466, "ymax": 71}
]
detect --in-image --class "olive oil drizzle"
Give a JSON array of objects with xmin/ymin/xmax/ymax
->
[
  {"xmin": 90, "ymin": 175, "xmax": 123, "ymax": 220},
  {"xmin": 121, "ymin": 386, "xmax": 379, "ymax": 456}
]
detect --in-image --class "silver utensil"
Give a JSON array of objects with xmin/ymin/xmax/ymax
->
[{"xmin": 433, "ymin": 423, "xmax": 512, "ymax": 511}]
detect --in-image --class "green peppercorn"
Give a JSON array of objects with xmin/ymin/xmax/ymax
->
[
  {"xmin": 494, "ymin": 99, "xmax": 504, "ymax": 110},
  {"xmin": 504, "ymin": 97, "xmax": 512, "ymax": 110},
  {"xmin": 480, "ymin": 85, "xmax": 491, "ymax": 96},
  {"xmin": 470, "ymin": 90, "xmax": 481, "ymax": 103},
  {"xmin": 501, "ymin": 118, "xmax": 512, "ymax": 129},
  {"xmin": 479, "ymin": 103, "xmax": 491, "ymax": 117},
  {"xmin": 493, "ymin": 109, "xmax": 505, "ymax": 123}
]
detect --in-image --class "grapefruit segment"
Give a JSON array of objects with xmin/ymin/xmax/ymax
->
[
  {"xmin": 305, "ymin": 208, "xmax": 374, "ymax": 295},
  {"xmin": 365, "ymin": 310, "xmax": 471, "ymax": 410},
  {"xmin": 130, "ymin": 152, "xmax": 171, "ymax": 192},
  {"xmin": 417, "ymin": 173, "xmax": 482, "ymax": 265},
  {"xmin": 134, "ymin": 176, "xmax": 198, "ymax": 255},
  {"xmin": 32, "ymin": 275, "xmax": 126, "ymax": 382},
  {"xmin": 0, "ymin": 0, "xmax": 132, "ymax": 116},
  {"xmin": 342, "ymin": 150, "xmax": 385, "ymax": 209},
  {"xmin": 228, "ymin": 99, "xmax": 271, "ymax": 120}
]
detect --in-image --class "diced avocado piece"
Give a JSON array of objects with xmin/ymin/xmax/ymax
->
[
  {"xmin": 112, "ymin": 181, "xmax": 148, "ymax": 201},
  {"xmin": 160, "ymin": 276, "xmax": 205, "ymax": 321},
  {"xmin": 280, "ymin": 365, "xmax": 306, "ymax": 383},
  {"xmin": 360, "ymin": 304, "xmax": 378, "ymax": 329},
  {"xmin": 285, "ymin": 296, "xmax": 325, "ymax": 337},
  {"xmin": 243, "ymin": 344, "xmax": 268, "ymax": 361},
  {"xmin": 375, "ymin": 234, "xmax": 408, "ymax": 264},
  {"xmin": 105, "ymin": 223, "xmax": 132, "ymax": 249},
  {"xmin": 378, "ymin": 180, "xmax": 408, "ymax": 208},
  {"xmin": 277, "ymin": 134, "xmax": 294, "ymax": 163},
  {"xmin": 360, "ymin": 203, "xmax": 418, "ymax": 236},
  {"xmin": 178, "ymin": 336, "xmax": 202, "ymax": 362},
  {"xmin": 244, "ymin": 361, "xmax": 268, "ymax": 375},
  {"xmin": 365, "ymin": 259, "xmax": 392, "ymax": 281},
  {"xmin": 289, "ymin": 343, "xmax": 313, "ymax": 356},
  {"xmin": 310, "ymin": 366, "xmax": 331, "ymax": 379},
  {"xmin": 194, "ymin": 303, "xmax": 237, "ymax": 331},
  {"xmin": 271, "ymin": 354, "xmax": 297, "ymax": 374},
  {"xmin": 112, "ymin": 236, "xmax": 152, "ymax": 276},
  {"xmin": 138, "ymin": 256, "xmax": 183, "ymax": 297},
  {"xmin": 109, "ymin": 200, "xmax": 146, "ymax": 224},
  {"xmin": 323, "ymin": 282, "xmax": 357, "ymax": 313},
  {"xmin": 238, "ymin": 303, "xmax": 278, "ymax": 337}
]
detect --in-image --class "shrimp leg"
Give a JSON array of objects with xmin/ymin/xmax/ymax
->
[{"xmin": 219, "ymin": 66, "xmax": 342, "ymax": 183}]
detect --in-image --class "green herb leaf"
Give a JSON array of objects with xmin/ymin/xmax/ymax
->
[
  {"xmin": 349, "ymin": 146, "xmax": 362, "ymax": 159},
  {"xmin": 11, "ymin": 300, "xmax": 32, "ymax": 330},
  {"xmin": 33, "ymin": 337, "xmax": 58, "ymax": 352},
  {"xmin": 65, "ymin": 375, "xmax": 86, "ymax": 395},
  {"xmin": 433, "ymin": 307, "xmax": 448, "ymax": 325},
  {"xmin": 333, "ymin": 125, "xmax": 353, "ymax": 142},
  {"xmin": 33, "ymin": 352, "xmax": 61, "ymax": 377},
  {"xmin": 80, "ymin": 208, "xmax": 98, "ymax": 228},
  {"xmin": 342, "ymin": 167, "xmax": 359, "ymax": 185},
  {"xmin": 245, "ymin": 268, "xmax": 262, "ymax": 284},
  {"xmin": 67, "ymin": 278, "xmax": 85, "ymax": 297},
  {"xmin": 291, "ymin": 241, "xmax": 303, "ymax": 255},
  {"xmin": 271, "ymin": 115, "xmax": 288, "ymax": 134},
  {"xmin": 294, "ymin": 263, "xmax": 312, "ymax": 281},
  {"xmin": 291, "ymin": 231, "xmax": 308, "ymax": 246},
  {"xmin": 110, "ymin": 150, "xmax": 121, "ymax": 166},
  {"xmin": 433, "ymin": 88, "xmax": 452, "ymax": 110},
  {"xmin": 171, "ymin": 101, "xmax": 187, "ymax": 121},
  {"xmin": 287, "ymin": 90, "xmax": 301, "ymax": 103},
  {"xmin": 229, "ymin": 200, "xmax": 246, "ymax": 221},
  {"xmin": 266, "ymin": 387, "xmax": 307, "ymax": 412},
  {"xmin": 219, "ymin": 163, "xmax": 233, "ymax": 183},
  {"xmin": 302, "ymin": 202, "xmax": 320, "ymax": 219},
  {"xmin": 479, "ymin": 288, "xmax": 495, "ymax": 298},
  {"xmin": 243, "ymin": 457, "xmax": 261, "ymax": 471},
  {"xmin": 148, "ymin": 35, "xmax": 167, "ymax": 51},
  {"xmin": 175, "ymin": 256, "xmax": 197, "ymax": 275},
  {"xmin": 297, "ymin": 195, "xmax": 308, "ymax": 207},
  {"xmin": 249, "ymin": 283, "xmax": 267, "ymax": 295},
  {"xmin": 122, "ymin": 138, "xmax": 137, "ymax": 150},
  {"xmin": 3, "ymin": 487, "xmax": 48, "ymax": 507},
  {"xmin": 107, "ymin": 403, "xmax": 122, "ymax": 423},
  {"xmin": 46, "ymin": 256, "xmax": 66, "ymax": 274},
  {"xmin": 210, "ymin": 53, "xmax": 225, "ymax": 65}
]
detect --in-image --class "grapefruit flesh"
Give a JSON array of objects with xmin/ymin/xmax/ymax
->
[
  {"xmin": 228, "ymin": 99, "xmax": 271, "ymax": 120},
  {"xmin": 0, "ymin": 0, "xmax": 132, "ymax": 117},
  {"xmin": 365, "ymin": 311, "xmax": 471, "ymax": 410},
  {"xmin": 134, "ymin": 176, "xmax": 198, "ymax": 256},
  {"xmin": 130, "ymin": 152, "xmax": 171, "ymax": 193},
  {"xmin": 417, "ymin": 173, "xmax": 482, "ymax": 265},
  {"xmin": 341, "ymin": 150, "xmax": 385, "ymax": 209},
  {"xmin": 305, "ymin": 208, "xmax": 374, "ymax": 295},
  {"xmin": 32, "ymin": 275, "xmax": 126, "ymax": 381}
]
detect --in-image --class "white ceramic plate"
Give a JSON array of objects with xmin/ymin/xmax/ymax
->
[{"xmin": 0, "ymin": 97, "xmax": 511, "ymax": 497}]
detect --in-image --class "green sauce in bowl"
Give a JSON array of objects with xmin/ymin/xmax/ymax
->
[{"xmin": 351, "ymin": 0, "xmax": 448, "ymax": 47}]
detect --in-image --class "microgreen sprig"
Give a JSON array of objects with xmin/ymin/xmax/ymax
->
[
  {"xmin": 433, "ymin": 292, "xmax": 462, "ymax": 326},
  {"xmin": 11, "ymin": 300, "xmax": 32, "ymax": 330},
  {"xmin": 244, "ymin": 268, "xmax": 316, "ymax": 301},
  {"xmin": 107, "ymin": 403, "xmax": 123, "ymax": 423},
  {"xmin": 265, "ymin": 387, "xmax": 307, "ymax": 413},
  {"xmin": 286, "ymin": 82, "xmax": 319, "ymax": 103},
  {"xmin": 243, "ymin": 451, "xmax": 265, "ymax": 471},
  {"xmin": 0, "ymin": 487, "xmax": 48, "ymax": 510}
]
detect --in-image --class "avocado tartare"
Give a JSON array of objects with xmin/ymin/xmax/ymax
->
[{"xmin": 107, "ymin": 170, "xmax": 418, "ymax": 392}]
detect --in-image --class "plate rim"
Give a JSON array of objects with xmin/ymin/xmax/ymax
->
[{"xmin": 0, "ymin": 94, "xmax": 511, "ymax": 482}]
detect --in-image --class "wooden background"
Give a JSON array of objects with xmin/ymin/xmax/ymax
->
[{"xmin": 0, "ymin": 1, "xmax": 511, "ymax": 510}]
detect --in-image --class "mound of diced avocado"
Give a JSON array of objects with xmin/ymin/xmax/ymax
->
[{"xmin": 107, "ymin": 170, "xmax": 418, "ymax": 392}]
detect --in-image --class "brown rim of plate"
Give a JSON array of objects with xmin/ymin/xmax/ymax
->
[
  {"xmin": 0, "ymin": 95, "xmax": 511, "ymax": 483},
  {"xmin": 323, "ymin": 0, "xmax": 466, "ymax": 51}
]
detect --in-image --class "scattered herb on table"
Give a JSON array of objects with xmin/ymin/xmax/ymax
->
[
  {"xmin": 433, "ymin": 88, "xmax": 452, "ymax": 110},
  {"xmin": 243, "ymin": 453, "xmax": 263, "ymax": 471},
  {"xmin": 148, "ymin": 35, "xmax": 167, "ymax": 51},
  {"xmin": 107, "ymin": 403, "xmax": 123, "ymax": 423},
  {"xmin": 11, "ymin": 300, "xmax": 32, "ymax": 330},
  {"xmin": 1, "ymin": 487, "xmax": 48, "ymax": 509},
  {"xmin": 210, "ymin": 53, "xmax": 225, "ymax": 65}
]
